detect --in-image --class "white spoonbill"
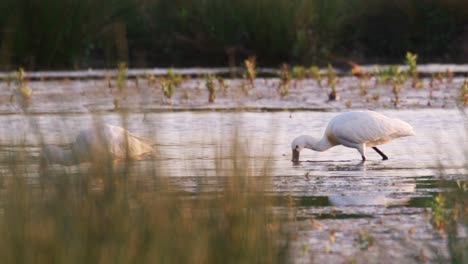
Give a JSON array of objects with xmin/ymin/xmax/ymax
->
[
  {"xmin": 41, "ymin": 124, "xmax": 154, "ymax": 166},
  {"xmin": 291, "ymin": 111, "xmax": 415, "ymax": 162}
]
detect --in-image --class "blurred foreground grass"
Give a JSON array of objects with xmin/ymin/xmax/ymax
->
[
  {"xmin": 0, "ymin": 128, "xmax": 287, "ymax": 263},
  {"xmin": 432, "ymin": 110, "xmax": 468, "ymax": 264}
]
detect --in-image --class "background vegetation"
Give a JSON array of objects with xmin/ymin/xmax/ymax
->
[{"xmin": 0, "ymin": 0, "xmax": 467, "ymax": 69}]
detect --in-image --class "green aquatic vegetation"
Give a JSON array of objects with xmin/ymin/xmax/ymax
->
[
  {"xmin": 460, "ymin": 80, "xmax": 468, "ymax": 106},
  {"xmin": 345, "ymin": 100, "xmax": 352, "ymax": 108},
  {"xmin": 113, "ymin": 98, "xmax": 120, "ymax": 109},
  {"xmin": 359, "ymin": 79, "xmax": 368, "ymax": 96},
  {"xmin": 404, "ymin": 52, "xmax": 421, "ymax": 88},
  {"xmin": 116, "ymin": 62, "xmax": 127, "ymax": 91},
  {"xmin": 243, "ymin": 56, "xmax": 256, "ymax": 87},
  {"xmin": 145, "ymin": 73, "xmax": 157, "ymax": 86},
  {"xmin": 431, "ymin": 193, "xmax": 448, "ymax": 231},
  {"xmin": 327, "ymin": 64, "xmax": 338, "ymax": 101},
  {"xmin": 167, "ymin": 68, "xmax": 182, "ymax": 86},
  {"xmin": 374, "ymin": 66, "xmax": 405, "ymax": 84},
  {"xmin": 239, "ymin": 82, "xmax": 249, "ymax": 96},
  {"xmin": 217, "ymin": 77, "xmax": 229, "ymax": 96},
  {"xmin": 446, "ymin": 69, "xmax": 454, "ymax": 84},
  {"xmin": 357, "ymin": 231, "xmax": 374, "ymax": 250},
  {"xmin": 161, "ymin": 78, "xmax": 174, "ymax": 103},
  {"xmin": 205, "ymin": 74, "xmax": 216, "ymax": 103},
  {"xmin": 405, "ymin": 52, "xmax": 418, "ymax": 78},
  {"xmin": 134, "ymin": 75, "xmax": 140, "ymax": 88},
  {"xmin": 392, "ymin": 84, "xmax": 400, "ymax": 107},
  {"xmin": 278, "ymin": 64, "xmax": 290, "ymax": 97},
  {"xmin": 372, "ymin": 92, "xmax": 380, "ymax": 101},
  {"xmin": 14, "ymin": 68, "xmax": 32, "ymax": 101},
  {"xmin": 291, "ymin": 66, "xmax": 306, "ymax": 80},
  {"xmin": 105, "ymin": 72, "xmax": 113, "ymax": 88},
  {"xmin": 182, "ymin": 90, "xmax": 190, "ymax": 100},
  {"xmin": 309, "ymin": 66, "xmax": 322, "ymax": 88}
]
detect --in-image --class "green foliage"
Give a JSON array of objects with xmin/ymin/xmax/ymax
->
[
  {"xmin": 309, "ymin": 66, "xmax": 322, "ymax": 87},
  {"xmin": 0, "ymin": 0, "xmax": 467, "ymax": 68},
  {"xmin": 431, "ymin": 193, "xmax": 448, "ymax": 231},
  {"xmin": 357, "ymin": 231, "xmax": 374, "ymax": 250},
  {"xmin": 167, "ymin": 69, "xmax": 182, "ymax": 86},
  {"xmin": 405, "ymin": 52, "xmax": 422, "ymax": 88},
  {"xmin": 291, "ymin": 66, "xmax": 306, "ymax": 80},
  {"xmin": 460, "ymin": 80, "xmax": 468, "ymax": 106},
  {"xmin": 116, "ymin": 62, "xmax": 127, "ymax": 91},
  {"xmin": 278, "ymin": 64, "xmax": 290, "ymax": 97},
  {"xmin": 218, "ymin": 77, "xmax": 229, "ymax": 96},
  {"xmin": 327, "ymin": 64, "xmax": 338, "ymax": 101},
  {"xmin": 161, "ymin": 79, "xmax": 174, "ymax": 100},
  {"xmin": 405, "ymin": 52, "xmax": 418, "ymax": 77},
  {"xmin": 244, "ymin": 56, "xmax": 256, "ymax": 86},
  {"xmin": 374, "ymin": 66, "xmax": 407, "ymax": 84},
  {"xmin": 145, "ymin": 73, "xmax": 157, "ymax": 86},
  {"xmin": 205, "ymin": 74, "xmax": 216, "ymax": 103},
  {"xmin": 14, "ymin": 68, "xmax": 32, "ymax": 100}
]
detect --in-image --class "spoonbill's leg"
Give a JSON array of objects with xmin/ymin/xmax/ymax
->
[
  {"xmin": 356, "ymin": 144, "xmax": 366, "ymax": 161},
  {"xmin": 372, "ymin": 147, "xmax": 388, "ymax": 160}
]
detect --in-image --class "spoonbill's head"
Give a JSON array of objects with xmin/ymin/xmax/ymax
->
[{"xmin": 291, "ymin": 136, "xmax": 307, "ymax": 162}]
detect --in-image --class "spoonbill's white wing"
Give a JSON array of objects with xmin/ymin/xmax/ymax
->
[{"xmin": 327, "ymin": 111, "xmax": 414, "ymax": 146}]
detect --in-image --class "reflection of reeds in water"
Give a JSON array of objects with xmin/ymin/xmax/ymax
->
[{"xmin": 0, "ymin": 123, "xmax": 287, "ymax": 263}]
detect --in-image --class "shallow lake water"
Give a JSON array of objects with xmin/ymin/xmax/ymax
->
[{"xmin": 0, "ymin": 108, "xmax": 466, "ymax": 263}]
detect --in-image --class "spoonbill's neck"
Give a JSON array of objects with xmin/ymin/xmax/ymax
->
[{"xmin": 303, "ymin": 135, "xmax": 334, "ymax": 152}]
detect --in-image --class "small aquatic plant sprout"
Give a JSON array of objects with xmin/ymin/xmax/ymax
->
[
  {"xmin": 15, "ymin": 68, "xmax": 32, "ymax": 100},
  {"xmin": 405, "ymin": 52, "xmax": 421, "ymax": 88},
  {"xmin": 375, "ymin": 65, "xmax": 405, "ymax": 84},
  {"xmin": 116, "ymin": 62, "xmax": 127, "ymax": 90},
  {"xmin": 291, "ymin": 111, "xmax": 415, "ymax": 162},
  {"xmin": 217, "ymin": 76, "xmax": 229, "ymax": 96},
  {"xmin": 357, "ymin": 231, "xmax": 375, "ymax": 250},
  {"xmin": 135, "ymin": 74, "xmax": 140, "ymax": 88},
  {"xmin": 460, "ymin": 80, "xmax": 468, "ymax": 106},
  {"xmin": 161, "ymin": 78, "xmax": 174, "ymax": 104},
  {"xmin": 167, "ymin": 68, "xmax": 183, "ymax": 86},
  {"xmin": 145, "ymin": 73, "xmax": 157, "ymax": 86},
  {"xmin": 372, "ymin": 92, "xmax": 380, "ymax": 101},
  {"xmin": 309, "ymin": 65, "xmax": 322, "ymax": 88},
  {"xmin": 327, "ymin": 64, "xmax": 338, "ymax": 101},
  {"xmin": 291, "ymin": 66, "xmax": 306, "ymax": 80},
  {"xmin": 243, "ymin": 56, "xmax": 256, "ymax": 87},
  {"xmin": 405, "ymin": 52, "xmax": 417, "ymax": 77},
  {"xmin": 105, "ymin": 71, "xmax": 113, "ymax": 88},
  {"xmin": 392, "ymin": 83, "xmax": 401, "ymax": 107},
  {"xmin": 278, "ymin": 64, "xmax": 290, "ymax": 97},
  {"xmin": 205, "ymin": 74, "xmax": 216, "ymax": 103}
]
